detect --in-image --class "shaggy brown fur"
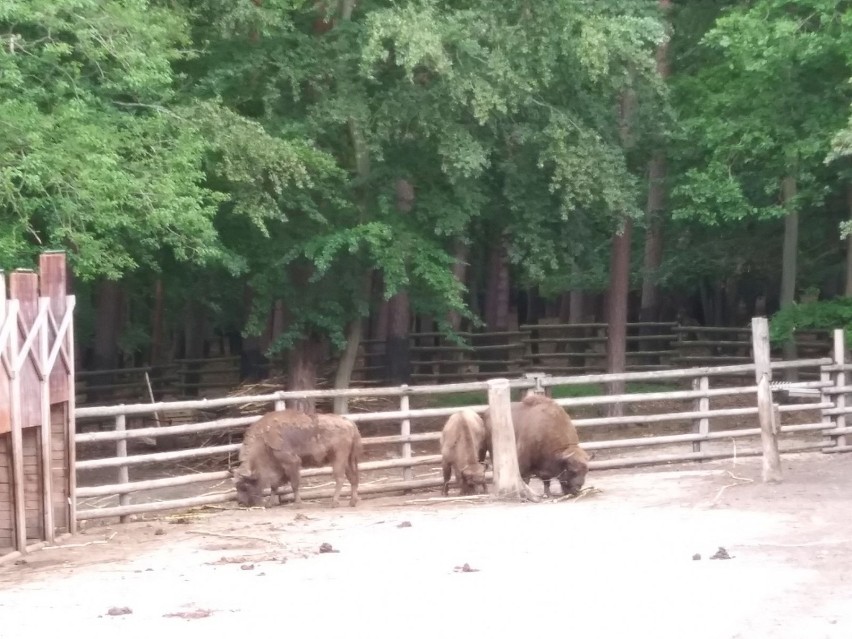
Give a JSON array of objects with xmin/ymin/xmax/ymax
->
[
  {"xmin": 231, "ymin": 410, "xmax": 361, "ymax": 508},
  {"xmin": 440, "ymin": 409, "xmax": 490, "ymax": 496},
  {"xmin": 484, "ymin": 393, "xmax": 590, "ymax": 497}
]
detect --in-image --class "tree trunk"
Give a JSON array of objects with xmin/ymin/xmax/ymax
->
[
  {"xmin": 780, "ymin": 175, "xmax": 799, "ymax": 379},
  {"xmin": 93, "ymin": 280, "xmax": 122, "ymax": 370},
  {"xmin": 640, "ymin": 151, "xmax": 666, "ymax": 325},
  {"xmin": 605, "ymin": 86, "xmax": 637, "ymax": 416},
  {"xmin": 446, "ymin": 241, "xmax": 469, "ymax": 332},
  {"xmin": 92, "ymin": 280, "xmax": 123, "ymax": 402},
  {"xmin": 569, "ymin": 290, "xmax": 585, "ymax": 324},
  {"xmin": 481, "ymin": 239, "xmax": 511, "ymax": 376},
  {"xmin": 484, "ymin": 240, "xmax": 510, "ymax": 331},
  {"xmin": 287, "ymin": 334, "xmax": 324, "ymax": 413},
  {"xmin": 639, "ymin": 0, "xmax": 671, "ymax": 358},
  {"xmin": 845, "ymin": 184, "xmax": 852, "ymax": 296},
  {"xmin": 605, "ymin": 221, "xmax": 632, "ymax": 415},
  {"xmin": 149, "ymin": 278, "xmax": 165, "ymax": 366},
  {"xmin": 240, "ymin": 285, "xmax": 268, "ymax": 383},
  {"xmin": 182, "ymin": 299, "xmax": 206, "ymax": 397},
  {"xmin": 368, "ymin": 271, "xmax": 389, "ymax": 382},
  {"xmin": 333, "ymin": 274, "xmax": 372, "ymax": 414},
  {"xmin": 386, "ymin": 291, "xmax": 411, "ymax": 384}
]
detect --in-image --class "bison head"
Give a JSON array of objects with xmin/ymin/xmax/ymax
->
[
  {"xmin": 556, "ymin": 451, "xmax": 588, "ymax": 496},
  {"xmin": 460, "ymin": 462, "xmax": 487, "ymax": 486},
  {"xmin": 231, "ymin": 466, "xmax": 264, "ymax": 507}
]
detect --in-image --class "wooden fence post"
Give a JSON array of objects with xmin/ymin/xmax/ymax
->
[
  {"xmin": 115, "ymin": 414, "xmax": 130, "ymax": 523},
  {"xmin": 831, "ymin": 329, "xmax": 846, "ymax": 449},
  {"xmin": 523, "ymin": 372, "xmax": 549, "ymax": 397},
  {"xmin": 751, "ymin": 317, "xmax": 782, "ymax": 483},
  {"xmin": 400, "ymin": 386, "xmax": 412, "ymax": 482},
  {"xmin": 691, "ymin": 376, "xmax": 709, "ymax": 453},
  {"xmin": 7, "ymin": 298, "xmax": 27, "ymax": 551},
  {"xmin": 487, "ymin": 379, "xmax": 539, "ymax": 501},
  {"xmin": 37, "ymin": 298, "xmax": 55, "ymax": 542}
]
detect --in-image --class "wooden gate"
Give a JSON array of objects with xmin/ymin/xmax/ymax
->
[{"xmin": 1, "ymin": 252, "xmax": 76, "ymax": 557}]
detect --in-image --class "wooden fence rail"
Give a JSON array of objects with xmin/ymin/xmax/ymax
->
[{"xmin": 72, "ymin": 327, "xmax": 849, "ymax": 523}]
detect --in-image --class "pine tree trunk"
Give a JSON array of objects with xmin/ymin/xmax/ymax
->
[
  {"xmin": 482, "ymin": 240, "xmax": 511, "ymax": 376},
  {"xmin": 92, "ymin": 280, "xmax": 123, "ymax": 402},
  {"xmin": 639, "ymin": 0, "xmax": 671, "ymax": 359},
  {"xmin": 780, "ymin": 175, "xmax": 799, "ymax": 379},
  {"xmin": 368, "ymin": 272, "xmax": 389, "ymax": 383},
  {"xmin": 484, "ymin": 240, "xmax": 511, "ymax": 331},
  {"xmin": 569, "ymin": 290, "xmax": 585, "ymax": 324},
  {"xmin": 93, "ymin": 280, "xmax": 122, "ymax": 370},
  {"xmin": 333, "ymin": 274, "xmax": 372, "ymax": 413},
  {"xmin": 605, "ymin": 221, "xmax": 632, "ymax": 415},
  {"xmin": 182, "ymin": 299, "xmax": 205, "ymax": 397},
  {"xmin": 446, "ymin": 241, "xmax": 469, "ymax": 332},
  {"xmin": 386, "ymin": 291, "xmax": 411, "ymax": 384},
  {"xmin": 845, "ymin": 185, "xmax": 852, "ymax": 297},
  {"xmin": 150, "ymin": 279, "xmax": 165, "ymax": 366},
  {"xmin": 640, "ymin": 151, "xmax": 666, "ymax": 325},
  {"xmin": 240, "ymin": 285, "xmax": 268, "ymax": 382},
  {"xmin": 606, "ymin": 86, "xmax": 637, "ymax": 416}
]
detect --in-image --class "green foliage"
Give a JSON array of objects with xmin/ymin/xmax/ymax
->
[
  {"xmin": 770, "ymin": 299, "xmax": 852, "ymax": 347},
  {"xmin": 0, "ymin": 0, "xmax": 222, "ymax": 279},
  {"xmin": 671, "ymin": 0, "xmax": 852, "ymax": 225}
]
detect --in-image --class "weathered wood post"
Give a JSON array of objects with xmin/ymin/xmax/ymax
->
[
  {"xmin": 487, "ymin": 379, "xmax": 540, "ymax": 501},
  {"xmin": 691, "ymin": 376, "xmax": 709, "ymax": 454},
  {"xmin": 830, "ymin": 329, "xmax": 847, "ymax": 449},
  {"xmin": 399, "ymin": 385, "xmax": 413, "ymax": 484},
  {"xmin": 115, "ymin": 414, "xmax": 130, "ymax": 523},
  {"xmin": 751, "ymin": 317, "xmax": 782, "ymax": 482}
]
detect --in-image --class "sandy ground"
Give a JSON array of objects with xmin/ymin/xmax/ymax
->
[{"xmin": 3, "ymin": 452, "xmax": 852, "ymax": 639}]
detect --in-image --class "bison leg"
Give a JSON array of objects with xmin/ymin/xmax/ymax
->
[
  {"xmin": 441, "ymin": 461, "xmax": 452, "ymax": 496},
  {"xmin": 542, "ymin": 479, "xmax": 552, "ymax": 498},
  {"xmin": 344, "ymin": 457, "xmax": 360, "ymax": 507},
  {"xmin": 330, "ymin": 457, "xmax": 347, "ymax": 508},
  {"xmin": 282, "ymin": 462, "xmax": 302, "ymax": 507}
]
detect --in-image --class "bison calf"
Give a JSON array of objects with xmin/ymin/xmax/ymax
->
[
  {"xmin": 485, "ymin": 393, "xmax": 590, "ymax": 497},
  {"xmin": 440, "ymin": 409, "xmax": 490, "ymax": 496},
  {"xmin": 231, "ymin": 409, "xmax": 361, "ymax": 508}
]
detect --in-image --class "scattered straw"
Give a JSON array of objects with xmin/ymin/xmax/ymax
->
[
  {"xmin": 186, "ymin": 530, "xmax": 283, "ymax": 546},
  {"xmin": 553, "ymin": 486, "xmax": 602, "ymax": 503},
  {"xmin": 43, "ymin": 532, "xmax": 117, "ymax": 550},
  {"xmin": 402, "ymin": 494, "xmax": 491, "ymax": 505}
]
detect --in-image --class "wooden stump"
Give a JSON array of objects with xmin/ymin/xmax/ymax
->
[
  {"xmin": 751, "ymin": 317, "xmax": 782, "ymax": 483},
  {"xmin": 487, "ymin": 379, "xmax": 540, "ymax": 501}
]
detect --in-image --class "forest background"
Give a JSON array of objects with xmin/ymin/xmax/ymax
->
[{"xmin": 3, "ymin": 0, "xmax": 852, "ymax": 395}]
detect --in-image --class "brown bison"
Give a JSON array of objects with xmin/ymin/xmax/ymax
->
[
  {"xmin": 440, "ymin": 409, "xmax": 490, "ymax": 496},
  {"xmin": 484, "ymin": 393, "xmax": 590, "ymax": 497},
  {"xmin": 231, "ymin": 409, "xmax": 361, "ymax": 508}
]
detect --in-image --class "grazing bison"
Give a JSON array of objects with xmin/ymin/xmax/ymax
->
[
  {"xmin": 231, "ymin": 409, "xmax": 361, "ymax": 508},
  {"xmin": 484, "ymin": 393, "xmax": 590, "ymax": 497},
  {"xmin": 440, "ymin": 409, "xmax": 490, "ymax": 496}
]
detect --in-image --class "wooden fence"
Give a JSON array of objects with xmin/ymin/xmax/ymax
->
[
  {"xmin": 70, "ymin": 324, "xmax": 851, "ymax": 524},
  {"xmin": 74, "ymin": 322, "xmax": 834, "ymax": 406},
  {"xmin": 1, "ymin": 253, "xmax": 76, "ymax": 560}
]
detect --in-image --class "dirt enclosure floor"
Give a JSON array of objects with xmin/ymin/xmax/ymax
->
[{"xmin": 4, "ymin": 452, "xmax": 852, "ymax": 639}]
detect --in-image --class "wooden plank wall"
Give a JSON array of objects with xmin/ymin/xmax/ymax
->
[
  {"xmin": 0, "ymin": 252, "xmax": 73, "ymax": 555},
  {"xmin": 0, "ymin": 435, "xmax": 11, "ymax": 551}
]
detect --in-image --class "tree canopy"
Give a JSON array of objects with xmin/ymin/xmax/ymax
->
[{"xmin": 3, "ymin": 0, "xmax": 852, "ymax": 383}]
